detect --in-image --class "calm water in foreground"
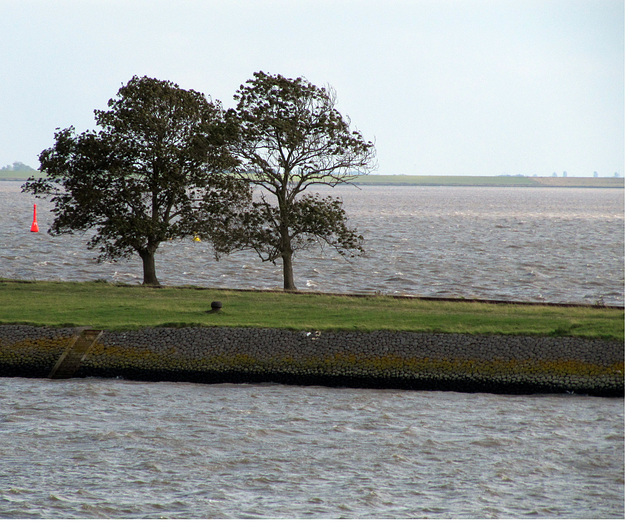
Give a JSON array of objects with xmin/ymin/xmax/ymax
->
[{"xmin": 0, "ymin": 182, "xmax": 625, "ymax": 518}]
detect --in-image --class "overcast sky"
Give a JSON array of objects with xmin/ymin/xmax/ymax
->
[{"xmin": 1, "ymin": 0, "xmax": 626, "ymax": 176}]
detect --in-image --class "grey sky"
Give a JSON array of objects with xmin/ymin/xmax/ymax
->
[{"xmin": 1, "ymin": 0, "xmax": 625, "ymax": 176}]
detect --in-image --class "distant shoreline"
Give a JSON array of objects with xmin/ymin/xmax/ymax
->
[
  {"xmin": 349, "ymin": 175, "xmax": 624, "ymax": 188},
  {"xmin": 0, "ymin": 171, "xmax": 624, "ymax": 188}
]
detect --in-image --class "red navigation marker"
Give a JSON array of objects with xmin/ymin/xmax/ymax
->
[{"xmin": 30, "ymin": 204, "xmax": 39, "ymax": 232}]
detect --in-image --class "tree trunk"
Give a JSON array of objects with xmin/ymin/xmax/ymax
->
[
  {"xmin": 278, "ymin": 206, "xmax": 297, "ymax": 291},
  {"xmin": 282, "ymin": 251, "xmax": 296, "ymax": 291},
  {"xmin": 139, "ymin": 248, "xmax": 160, "ymax": 286}
]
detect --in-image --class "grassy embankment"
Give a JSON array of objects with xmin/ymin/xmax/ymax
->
[{"xmin": 0, "ymin": 280, "xmax": 623, "ymax": 340}]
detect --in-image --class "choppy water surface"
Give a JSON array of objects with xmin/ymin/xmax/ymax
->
[
  {"xmin": 0, "ymin": 378, "xmax": 624, "ymax": 518},
  {"xmin": 0, "ymin": 182, "xmax": 625, "ymax": 518},
  {"xmin": 0, "ymin": 181, "xmax": 624, "ymax": 305}
]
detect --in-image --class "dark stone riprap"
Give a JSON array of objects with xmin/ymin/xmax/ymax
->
[{"xmin": 0, "ymin": 325, "xmax": 624, "ymax": 397}]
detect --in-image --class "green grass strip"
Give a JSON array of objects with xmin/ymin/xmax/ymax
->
[{"xmin": 0, "ymin": 279, "xmax": 623, "ymax": 339}]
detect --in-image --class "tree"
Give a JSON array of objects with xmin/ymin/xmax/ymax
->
[
  {"xmin": 222, "ymin": 72, "xmax": 376, "ymax": 290},
  {"xmin": 23, "ymin": 75, "xmax": 249, "ymax": 286}
]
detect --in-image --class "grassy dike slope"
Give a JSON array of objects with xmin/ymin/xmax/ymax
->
[
  {"xmin": 0, "ymin": 280, "xmax": 623, "ymax": 396},
  {"xmin": 0, "ymin": 280, "xmax": 624, "ymax": 339}
]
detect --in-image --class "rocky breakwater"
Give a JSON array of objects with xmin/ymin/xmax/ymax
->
[
  {"xmin": 0, "ymin": 325, "xmax": 624, "ymax": 397},
  {"xmin": 0, "ymin": 326, "xmax": 77, "ymax": 378}
]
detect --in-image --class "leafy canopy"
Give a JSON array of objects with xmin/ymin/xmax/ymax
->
[
  {"xmin": 222, "ymin": 72, "xmax": 377, "ymax": 290},
  {"xmin": 228, "ymin": 71, "xmax": 376, "ymax": 190},
  {"xmin": 23, "ymin": 75, "xmax": 249, "ymax": 285}
]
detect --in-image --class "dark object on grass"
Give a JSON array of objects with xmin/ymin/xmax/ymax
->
[{"xmin": 208, "ymin": 301, "xmax": 223, "ymax": 313}]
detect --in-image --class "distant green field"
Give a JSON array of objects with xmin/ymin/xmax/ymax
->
[
  {"xmin": 350, "ymin": 175, "xmax": 625, "ymax": 188},
  {"xmin": 0, "ymin": 169, "xmax": 42, "ymax": 181},
  {"xmin": 1, "ymin": 169, "xmax": 625, "ymax": 188}
]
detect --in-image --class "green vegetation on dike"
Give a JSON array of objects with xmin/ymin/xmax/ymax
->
[{"xmin": 0, "ymin": 280, "xmax": 623, "ymax": 339}]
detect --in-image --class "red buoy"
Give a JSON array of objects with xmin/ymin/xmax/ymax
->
[{"xmin": 30, "ymin": 204, "xmax": 39, "ymax": 232}]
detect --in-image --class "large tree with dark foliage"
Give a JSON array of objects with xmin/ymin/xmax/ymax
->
[
  {"xmin": 224, "ymin": 71, "xmax": 376, "ymax": 290},
  {"xmin": 23, "ymin": 76, "xmax": 249, "ymax": 285}
]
